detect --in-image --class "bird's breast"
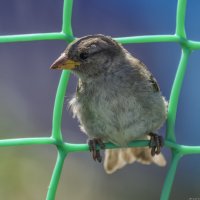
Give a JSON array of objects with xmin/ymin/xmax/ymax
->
[{"xmin": 70, "ymin": 79, "xmax": 167, "ymax": 145}]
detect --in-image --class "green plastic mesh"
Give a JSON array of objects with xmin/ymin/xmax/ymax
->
[{"xmin": 0, "ymin": 0, "xmax": 199, "ymax": 199}]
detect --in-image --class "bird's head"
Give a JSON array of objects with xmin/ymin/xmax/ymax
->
[{"xmin": 50, "ymin": 34, "xmax": 124, "ymax": 79}]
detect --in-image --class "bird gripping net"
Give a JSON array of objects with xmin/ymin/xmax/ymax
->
[{"xmin": 0, "ymin": 0, "xmax": 199, "ymax": 199}]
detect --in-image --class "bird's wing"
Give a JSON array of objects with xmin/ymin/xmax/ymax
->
[
  {"xmin": 134, "ymin": 58, "xmax": 160, "ymax": 92},
  {"xmin": 149, "ymin": 74, "xmax": 160, "ymax": 92}
]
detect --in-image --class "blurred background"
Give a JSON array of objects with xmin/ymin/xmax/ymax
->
[{"xmin": 0, "ymin": 0, "xmax": 200, "ymax": 199}]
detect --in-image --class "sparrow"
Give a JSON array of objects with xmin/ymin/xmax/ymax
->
[{"xmin": 50, "ymin": 34, "xmax": 167, "ymax": 174}]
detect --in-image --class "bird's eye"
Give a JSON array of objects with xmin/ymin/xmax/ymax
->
[{"xmin": 79, "ymin": 52, "xmax": 89, "ymax": 60}]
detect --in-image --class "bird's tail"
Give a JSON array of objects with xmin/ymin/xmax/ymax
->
[{"xmin": 103, "ymin": 137, "xmax": 166, "ymax": 174}]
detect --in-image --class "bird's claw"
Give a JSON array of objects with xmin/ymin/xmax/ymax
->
[
  {"xmin": 148, "ymin": 133, "xmax": 164, "ymax": 156},
  {"xmin": 88, "ymin": 138, "xmax": 105, "ymax": 162}
]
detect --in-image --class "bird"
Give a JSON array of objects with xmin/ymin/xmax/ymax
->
[{"xmin": 50, "ymin": 34, "xmax": 167, "ymax": 174}]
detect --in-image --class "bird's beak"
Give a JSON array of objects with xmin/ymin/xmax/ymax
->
[{"xmin": 50, "ymin": 53, "xmax": 80, "ymax": 70}]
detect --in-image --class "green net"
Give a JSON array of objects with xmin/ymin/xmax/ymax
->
[{"xmin": 0, "ymin": 0, "xmax": 199, "ymax": 199}]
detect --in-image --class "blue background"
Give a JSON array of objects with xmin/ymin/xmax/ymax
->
[{"xmin": 0, "ymin": 0, "xmax": 199, "ymax": 199}]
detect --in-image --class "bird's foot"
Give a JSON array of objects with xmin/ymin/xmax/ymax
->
[
  {"xmin": 148, "ymin": 133, "xmax": 164, "ymax": 156},
  {"xmin": 88, "ymin": 138, "xmax": 105, "ymax": 163}
]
